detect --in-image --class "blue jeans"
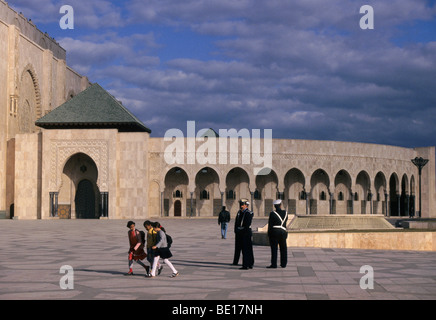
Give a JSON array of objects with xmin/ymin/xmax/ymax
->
[{"xmin": 220, "ymin": 222, "xmax": 228, "ymax": 239}]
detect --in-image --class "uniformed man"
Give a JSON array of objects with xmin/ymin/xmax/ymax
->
[
  {"xmin": 232, "ymin": 199, "xmax": 254, "ymax": 270},
  {"xmin": 267, "ymin": 199, "xmax": 288, "ymax": 268}
]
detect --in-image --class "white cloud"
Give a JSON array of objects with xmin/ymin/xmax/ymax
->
[{"xmin": 12, "ymin": 0, "xmax": 436, "ymax": 146}]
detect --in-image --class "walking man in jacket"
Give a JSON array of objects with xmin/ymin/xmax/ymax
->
[{"xmin": 218, "ymin": 206, "xmax": 231, "ymax": 239}]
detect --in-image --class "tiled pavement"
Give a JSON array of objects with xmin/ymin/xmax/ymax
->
[{"xmin": 1, "ymin": 218, "xmax": 436, "ymax": 300}]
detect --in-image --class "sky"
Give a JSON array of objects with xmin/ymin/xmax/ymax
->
[{"xmin": 7, "ymin": 0, "xmax": 436, "ymax": 148}]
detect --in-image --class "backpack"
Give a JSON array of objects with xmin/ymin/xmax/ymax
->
[
  {"xmin": 139, "ymin": 230, "xmax": 146, "ymax": 245},
  {"xmin": 166, "ymin": 233, "xmax": 173, "ymax": 248}
]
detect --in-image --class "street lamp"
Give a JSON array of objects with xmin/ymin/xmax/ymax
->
[{"xmin": 411, "ymin": 157, "xmax": 429, "ymax": 218}]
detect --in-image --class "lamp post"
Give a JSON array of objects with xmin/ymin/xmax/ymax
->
[{"xmin": 411, "ymin": 157, "xmax": 429, "ymax": 218}]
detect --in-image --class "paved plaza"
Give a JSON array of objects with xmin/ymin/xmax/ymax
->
[{"xmin": 1, "ymin": 218, "xmax": 436, "ymax": 300}]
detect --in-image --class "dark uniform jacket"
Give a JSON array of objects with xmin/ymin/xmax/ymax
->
[
  {"xmin": 268, "ymin": 209, "xmax": 288, "ymax": 237},
  {"xmin": 234, "ymin": 208, "xmax": 253, "ymax": 234}
]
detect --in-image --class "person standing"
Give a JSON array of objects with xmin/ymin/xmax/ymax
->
[
  {"xmin": 125, "ymin": 221, "xmax": 148, "ymax": 275},
  {"xmin": 147, "ymin": 222, "xmax": 179, "ymax": 278},
  {"xmin": 267, "ymin": 200, "xmax": 288, "ymax": 268},
  {"xmin": 232, "ymin": 199, "xmax": 254, "ymax": 270},
  {"xmin": 218, "ymin": 206, "xmax": 231, "ymax": 239}
]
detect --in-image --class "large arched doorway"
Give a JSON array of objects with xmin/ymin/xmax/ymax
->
[
  {"xmin": 61, "ymin": 153, "xmax": 100, "ymax": 219},
  {"xmin": 75, "ymin": 179, "xmax": 96, "ymax": 219}
]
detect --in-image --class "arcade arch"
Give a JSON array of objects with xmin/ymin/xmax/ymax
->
[
  {"xmin": 158, "ymin": 165, "xmax": 417, "ymax": 218},
  {"xmin": 255, "ymin": 169, "xmax": 278, "ymax": 216},
  {"xmin": 225, "ymin": 167, "xmax": 250, "ymax": 216},
  {"xmin": 310, "ymin": 169, "xmax": 330, "ymax": 215},
  {"xmin": 195, "ymin": 167, "xmax": 220, "ymax": 216},
  {"xmin": 356, "ymin": 171, "xmax": 371, "ymax": 214},
  {"xmin": 284, "ymin": 168, "xmax": 305, "ymax": 215},
  {"xmin": 334, "ymin": 170, "xmax": 352, "ymax": 215},
  {"xmin": 163, "ymin": 167, "xmax": 189, "ymax": 217}
]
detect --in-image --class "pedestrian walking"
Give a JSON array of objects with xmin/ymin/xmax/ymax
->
[
  {"xmin": 218, "ymin": 206, "xmax": 231, "ymax": 239},
  {"xmin": 143, "ymin": 220, "xmax": 161, "ymax": 276},
  {"xmin": 232, "ymin": 199, "xmax": 254, "ymax": 270},
  {"xmin": 267, "ymin": 200, "xmax": 288, "ymax": 268},
  {"xmin": 147, "ymin": 222, "xmax": 179, "ymax": 278},
  {"xmin": 125, "ymin": 221, "xmax": 148, "ymax": 276}
]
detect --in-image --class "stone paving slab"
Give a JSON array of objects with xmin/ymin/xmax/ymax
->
[{"xmin": 1, "ymin": 218, "xmax": 436, "ymax": 301}]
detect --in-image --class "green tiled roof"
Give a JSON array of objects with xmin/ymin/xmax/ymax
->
[{"xmin": 35, "ymin": 83, "xmax": 151, "ymax": 133}]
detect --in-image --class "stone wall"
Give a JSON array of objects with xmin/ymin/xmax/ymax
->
[{"xmin": 0, "ymin": 3, "xmax": 89, "ymax": 218}]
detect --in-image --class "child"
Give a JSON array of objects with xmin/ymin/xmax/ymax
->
[
  {"xmin": 147, "ymin": 222, "xmax": 179, "ymax": 278},
  {"xmin": 143, "ymin": 220, "xmax": 161, "ymax": 276},
  {"xmin": 125, "ymin": 221, "xmax": 148, "ymax": 276}
]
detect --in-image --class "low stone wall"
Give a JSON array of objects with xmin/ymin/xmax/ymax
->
[{"xmin": 253, "ymin": 230, "xmax": 436, "ymax": 251}]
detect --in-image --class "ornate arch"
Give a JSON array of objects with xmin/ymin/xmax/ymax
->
[
  {"xmin": 20, "ymin": 63, "xmax": 42, "ymax": 119},
  {"xmin": 50, "ymin": 140, "xmax": 109, "ymax": 193}
]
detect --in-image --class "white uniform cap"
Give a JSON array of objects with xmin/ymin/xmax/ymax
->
[
  {"xmin": 273, "ymin": 199, "xmax": 282, "ymax": 205},
  {"xmin": 239, "ymin": 198, "xmax": 250, "ymax": 205}
]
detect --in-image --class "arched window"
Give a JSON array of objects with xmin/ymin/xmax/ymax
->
[
  {"xmin": 320, "ymin": 191, "xmax": 326, "ymax": 201},
  {"xmin": 299, "ymin": 191, "xmax": 306, "ymax": 200},
  {"xmin": 173, "ymin": 190, "xmax": 183, "ymax": 198},
  {"xmin": 227, "ymin": 190, "xmax": 235, "ymax": 200},
  {"xmin": 254, "ymin": 189, "xmax": 261, "ymax": 200},
  {"xmin": 338, "ymin": 192, "xmax": 344, "ymax": 201},
  {"xmin": 200, "ymin": 190, "xmax": 209, "ymax": 200}
]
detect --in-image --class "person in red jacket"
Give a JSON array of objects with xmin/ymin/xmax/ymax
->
[{"xmin": 125, "ymin": 221, "xmax": 148, "ymax": 276}]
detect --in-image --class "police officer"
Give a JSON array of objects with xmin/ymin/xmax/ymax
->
[
  {"xmin": 232, "ymin": 199, "xmax": 254, "ymax": 270},
  {"xmin": 267, "ymin": 199, "xmax": 288, "ymax": 268}
]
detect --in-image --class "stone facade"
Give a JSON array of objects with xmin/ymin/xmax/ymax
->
[
  {"xmin": 149, "ymin": 137, "xmax": 436, "ymax": 219},
  {"xmin": 0, "ymin": 1, "xmax": 89, "ymax": 218}
]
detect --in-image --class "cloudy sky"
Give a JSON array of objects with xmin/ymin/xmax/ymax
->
[{"xmin": 8, "ymin": 0, "xmax": 436, "ymax": 148}]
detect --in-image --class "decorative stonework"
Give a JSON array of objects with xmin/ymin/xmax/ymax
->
[
  {"xmin": 20, "ymin": 64, "xmax": 41, "ymax": 119},
  {"xmin": 50, "ymin": 139, "xmax": 109, "ymax": 192}
]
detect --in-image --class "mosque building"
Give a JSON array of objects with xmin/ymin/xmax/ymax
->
[{"xmin": 1, "ymin": 1, "xmax": 435, "ymax": 221}]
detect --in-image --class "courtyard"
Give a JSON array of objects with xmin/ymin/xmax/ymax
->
[{"xmin": 1, "ymin": 218, "xmax": 436, "ymax": 301}]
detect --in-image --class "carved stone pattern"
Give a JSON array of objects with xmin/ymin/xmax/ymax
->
[
  {"xmin": 50, "ymin": 140, "xmax": 109, "ymax": 192},
  {"xmin": 147, "ymin": 152, "xmax": 412, "ymax": 165}
]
